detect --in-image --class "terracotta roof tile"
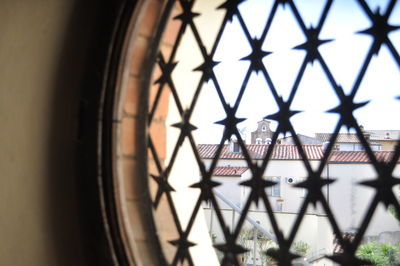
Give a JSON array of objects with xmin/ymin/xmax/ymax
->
[
  {"xmin": 197, "ymin": 144, "xmax": 323, "ymax": 160},
  {"xmin": 213, "ymin": 166, "xmax": 248, "ymax": 176},
  {"xmin": 198, "ymin": 144, "xmax": 396, "ymax": 163},
  {"xmin": 329, "ymin": 150, "xmax": 394, "ymax": 162}
]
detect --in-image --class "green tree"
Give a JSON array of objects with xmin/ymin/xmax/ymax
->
[
  {"xmin": 357, "ymin": 241, "xmax": 400, "ymax": 266},
  {"xmin": 292, "ymin": 240, "xmax": 310, "ymax": 256}
]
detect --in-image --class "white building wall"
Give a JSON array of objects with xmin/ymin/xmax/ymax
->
[
  {"xmin": 213, "ymin": 171, "xmax": 251, "ymax": 209},
  {"xmin": 327, "ymin": 163, "xmax": 400, "ymax": 236},
  {"xmin": 208, "ymin": 157, "xmax": 399, "ymax": 237},
  {"xmin": 203, "ymin": 154, "xmax": 400, "ymax": 263},
  {"xmin": 237, "ymin": 160, "xmax": 325, "ymax": 215},
  {"xmin": 204, "ymin": 208, "xmax": 333, "ymax": 265}
]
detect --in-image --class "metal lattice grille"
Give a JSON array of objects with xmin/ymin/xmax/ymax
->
[{"xmin": 147, "ymin": 0, "xmax": 400, "ymax": 265}]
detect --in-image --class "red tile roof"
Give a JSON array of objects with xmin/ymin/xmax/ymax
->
[
  {"xmin": 198, "ymin": 144, "xmax": 396, "ymax": 163},
  {"xmin": 213, "ymin": 166, "xmax": 248, "ymax": 176},
  {"xmin": 197, "ymin": 144, "xmax": 323, "ymax": 160},
  {"xmin": 329, "ymin": 150, "xmax": 394, "ymax": 163}
]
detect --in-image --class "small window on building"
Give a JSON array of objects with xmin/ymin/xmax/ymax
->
[
  {"xmin": 233, "ymin": 142, "xmax": 240, "ymax": 152},
  {"xmin": 261, "ymin": 125, "xmax": 267, "ymax": 132},
  {"xmin": 256, "ymin": 138, "xmax": 262, "ymax": 144},
  {"xmin": 266, "ymin": 177, "xmax": 280, "ymax": 197},
  {"xmin": 265, "ymin": 138, "xmax": 272, "ymax": 144}
]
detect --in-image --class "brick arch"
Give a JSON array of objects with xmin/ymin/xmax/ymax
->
[{"xmin": 111, "ymin": 0, "xmax": 180, "ymax": 264}]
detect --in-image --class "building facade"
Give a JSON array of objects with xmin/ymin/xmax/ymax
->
[{"xmin": 199, "ymin": 143, "xmax": 400, "ymax": 262}]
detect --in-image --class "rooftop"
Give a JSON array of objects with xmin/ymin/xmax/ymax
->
[
  {"xmin": 198, "ymin": 144, "xmax": 396, "ymax": 163},
  {"xmin": 315, "ymin": 133, "xmax": 362, "ymax": 143},
  {"xmin": 213, "ymin": 166, "xmax": 249, "ymax": 176},
  {"xmin": 315, "ymin": 131, "xmax": 400, "ymax": 143},
  {"xmin": 198, "ymin": 144, "xmax": 323, "ymax": 160}
]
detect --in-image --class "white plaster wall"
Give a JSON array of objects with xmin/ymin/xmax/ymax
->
[
  {"xmin": 237, "ymin": 160, "xmax": 325, "ymax": 215},
  {"xmin": 209, "ymin": 157, "xmax": 399, "ymax": 238},
  {"xmin": 213, "ymin": 176, "xmax": 243, "ymax": 208},
  {"xmin": 328, "ymin": 163, "xmax": 400, "ymax": 236},
  {"xmin": 205, "ymin": 158, "xmax": 326, "ymax": 214},
  {"xmin": 247, "ymin": 211, "xmax": 333, "ymax": 256},
  {"xmin": 205, "ymin": 156, "xmax": 399, "ymax": 260},
  {"xmin": 204, "ymin": 159, "xmax": 312, "ymax": 212}
]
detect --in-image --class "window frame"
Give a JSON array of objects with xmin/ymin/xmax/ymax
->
[{"xmin": 265, "ymin": 176, "xmax": 281, "ymax": 197}]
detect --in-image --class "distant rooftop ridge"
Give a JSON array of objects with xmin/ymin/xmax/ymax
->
[
  {"xmin": 315, "ymin": 131, "xmax": 400, "ymax": 142},
  {"xmin": 198, "ymin": 144, "xmax": 396, "ymax": 163}
]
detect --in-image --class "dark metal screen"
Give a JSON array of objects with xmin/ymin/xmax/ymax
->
[{"xmin": 147, "ymin": 0, "xmax": 400, "ymax": 265}]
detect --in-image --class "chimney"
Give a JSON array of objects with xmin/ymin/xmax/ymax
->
[{"xmin": 229, "ymin": 138, "xmax": 241, "ymax": 153}]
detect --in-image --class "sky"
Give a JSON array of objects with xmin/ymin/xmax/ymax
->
[{"xmin": 169, "ymin": 0, "xmax": 400, "ymax": 144}]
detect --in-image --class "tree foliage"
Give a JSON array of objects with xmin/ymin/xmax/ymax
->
[
  {"xmin": 292, "ymin": 240, "xmax": 310, "ymax": 256},
  {"xmin": 357, "ymin": 241, "xmax": 400, "ymax": 266}
]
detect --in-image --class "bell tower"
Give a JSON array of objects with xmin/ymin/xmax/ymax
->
[{"xmin": 251, "ymin": 120, "xmax": 274, "ymax": 144}]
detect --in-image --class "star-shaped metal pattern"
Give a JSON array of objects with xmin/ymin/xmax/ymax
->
[
  {"xmin": 217, "ymin": 0, "xmax": 245, "ymax": 22},
  {"xmin": 154, "ymin": 58, "xmax": 178, "ymax": 85},
  {"xmin": 358, "ymin": 9, "xmax": 400, "ymax": 55},
  {"xmin": 241, "ymin": 37, "xmax": 271, "ymax": 73},
  {"xmin": 171, "ymin": 110, "xmax": 198, "ymax": 146},
  {"xmin": 214, "ymin": 230, "xmax": 247, "ymax": 265},
  {"xmin": 265, "ymin": 98, "xmax": 301, "ymax": 135},
  {"xmin": 193, "ymin": 54, "xmax": 220, "ymax": 82},
  {"xmin": 174, "ymin": 0, "xmax": 200, "ymax": 26},
  {"xmin": 359, "ymin": 162, "xmax": 400, "ymax": 208},
  {"xmin": 215, "ymin": 105, "xmax": 246, "ymax": 140},
  {"xmin": 265, "ymin": 246, "xmax": 301, "ymax": 265},
  {"xmin": 190, "ymin": 177, "xmax": 221, "ymax": 202},
  {"xmin": 295, "ymin": 173, "xmax": 335, "ymax": 207},
  {"xmin": 169, "ymin": 235, "xmax": 196, "ymax": 264},
  {"xmin": 240, "ymin": 166, "xmax": 276, "ymax": 206},
  {"xmin": 151, "ymin": 174, "xmax": 175, "ymax": 208},
  {"xmin": 294, "ymin": 26, "xmax": 333, "ymax": 64},
  {"xmin": 327, "ymin": 94, "xmax": 369, "ymax": 130},
  {"xmin": 146, "ymin": 1, "xmax": 400, "ymax": 265}
]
